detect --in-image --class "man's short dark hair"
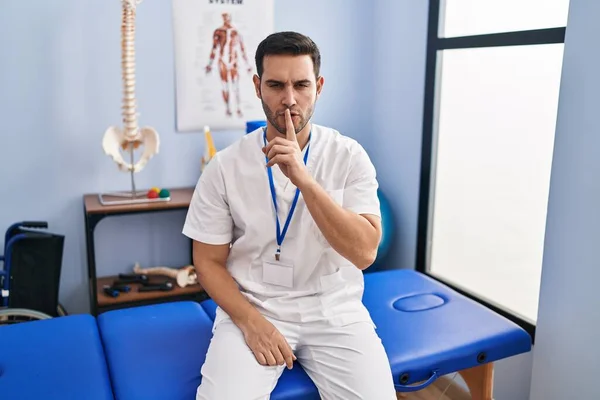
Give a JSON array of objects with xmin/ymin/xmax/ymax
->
[{"xmin": 255, "ymin": 31, "xmax": 321, "ymax": 79}]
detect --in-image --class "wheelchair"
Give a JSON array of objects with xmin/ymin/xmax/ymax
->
[{"xmin": 0, "ymin": 221, "xmax": 67, "ymax": 325}]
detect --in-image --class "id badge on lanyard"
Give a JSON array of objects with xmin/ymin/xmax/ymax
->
[{"xmin": 261, "ymin": 129, "xmax": 311, "ymax": 288}]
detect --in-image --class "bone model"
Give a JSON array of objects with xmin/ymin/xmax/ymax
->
[
  {"xmin": 102, "ymin": 0, "xmax": 159, "ymax": 173},
  {"xmin": 133, "ymin": 262, "xmax": 198, "ymax": 288}
]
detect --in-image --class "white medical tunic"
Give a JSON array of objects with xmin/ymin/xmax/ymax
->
[{"xmin": 182, "ymin": 124, "xmax": 381, "ymax": 329}]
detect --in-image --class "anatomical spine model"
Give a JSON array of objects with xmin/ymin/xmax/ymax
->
[{"xmin": 103, "ymin": 0, "xmax": 159, "ymax": 174}]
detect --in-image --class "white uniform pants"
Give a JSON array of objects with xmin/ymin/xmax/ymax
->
[{"xmin": 195, "ymin": 316, "xmax": 397, "ymax": 400}]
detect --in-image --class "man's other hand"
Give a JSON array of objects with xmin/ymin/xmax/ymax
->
[{"xmin": 240, "ymin": 314, "xmax": 296, "ymax": 369}]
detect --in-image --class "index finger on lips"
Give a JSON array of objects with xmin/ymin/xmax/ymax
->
[{"xmin": 285, "ymin": 109, "xmax": 297, "ymax": 142}]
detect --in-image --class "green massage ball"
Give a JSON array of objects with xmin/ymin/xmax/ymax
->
[{"xmin": 159, "ymin": 189, "xmax": 170, "ymax": 198}]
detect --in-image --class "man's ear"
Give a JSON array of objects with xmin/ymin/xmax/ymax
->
[
  {"xmin": 253, "ymin": 74, "xmax": 261, "ymax": 98},
  {"xmin": 316, "ymin": 76, "xmax": 325, "ymax": 97}
]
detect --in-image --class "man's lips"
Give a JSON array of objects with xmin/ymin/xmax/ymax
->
[{"xmin": 278, "ymin": 112, "xmax": 300, "ymax": 117}]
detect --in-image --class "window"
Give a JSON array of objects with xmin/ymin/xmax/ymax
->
[
  {"xmin": 417, "ymin": 0, "xmax": 570, "ymax": 339},
  {"xmin": 440, "ymin": 0, "xmax": 569, "ymax": 38}
]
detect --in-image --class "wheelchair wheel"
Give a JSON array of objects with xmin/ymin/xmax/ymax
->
[
  {"xmin": 57, "ymin": 303, "xmax": 68, "ymax": 316},
  {"xmin": 0, "ymin": 308, "xmax": 53, "ymax": 326}
]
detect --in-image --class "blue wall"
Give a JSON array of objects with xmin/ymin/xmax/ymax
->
[
  {"xmin": 0, "ymin": 0, "xmax": 385, "ymax": 314},
  {"xmin": 371, "ymin": 1, "xmax": 428, "ymax": 270}
]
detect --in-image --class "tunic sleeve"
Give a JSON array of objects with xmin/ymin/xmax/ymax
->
[
  {"xmin": 182, "ymin": 154, "xmax": 233, "ymax": 244},
  {"xmin": 343, "ymin": 142, "xmax": 381, "ymax": 218}
]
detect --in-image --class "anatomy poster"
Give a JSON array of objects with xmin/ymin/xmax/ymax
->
[{"xmin": 172, "ymin": 0, "xmax": 274, "ymax": 132}]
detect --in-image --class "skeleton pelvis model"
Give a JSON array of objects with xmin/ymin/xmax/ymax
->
[{"xmin": 103, "ymin": 0, "xmax": 159, "ymax": 173}]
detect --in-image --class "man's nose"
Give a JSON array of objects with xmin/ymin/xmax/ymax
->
[{"xmin": 281, "ymin": 86, "xmax": 296, "ymax": 108}]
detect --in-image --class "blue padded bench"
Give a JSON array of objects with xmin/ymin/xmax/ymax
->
[
  {"xmin": 0, "ymin": 270, "xmax": 532, "ymax": 399},
  {"xmin": 0, "ymin": 314, "xmax": 113, "ymax": 399}
]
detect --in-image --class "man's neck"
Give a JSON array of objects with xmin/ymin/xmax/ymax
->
[{"xmin": 265, "ymin": 122, "xmax": 312, "ymax": 150}]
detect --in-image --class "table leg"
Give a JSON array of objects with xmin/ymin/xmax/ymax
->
[{"xmin": 459, "ymin": 363, "xmax": 494, "ymax": 400}]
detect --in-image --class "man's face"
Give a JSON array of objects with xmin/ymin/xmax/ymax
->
[
  {"xmin": 253, "ymin": 54, "xmax": 324, "ymax": 136},
  {"xmin": 222, "ymin": 13, "xmax": 231, "ymax": 24}
]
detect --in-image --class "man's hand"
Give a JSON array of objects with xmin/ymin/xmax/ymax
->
[
  {"xmin": 240, "ymin": 314, "xmax": 296, "ymax": 369},
  {"xmin": 262, "ymin": 109, "xmax": 311, "ymax": 189}
]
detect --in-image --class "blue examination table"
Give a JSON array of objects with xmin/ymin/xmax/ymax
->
[{"xmin": 0, "ymin": 269, "xmax": 531, "ymax": 399}]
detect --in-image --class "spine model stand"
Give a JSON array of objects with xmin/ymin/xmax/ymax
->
[{"xmin": 100, "ymin": 0, "xmax": 162, "ymax": 206}]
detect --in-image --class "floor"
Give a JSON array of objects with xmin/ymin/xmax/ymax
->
[
  {"xmin": 396, "ymin": 375, "xmax": 470, "ymax": 400},
  {"xmin": 397, "ymin": 388, "xmax": 452, "ymax": 400}
]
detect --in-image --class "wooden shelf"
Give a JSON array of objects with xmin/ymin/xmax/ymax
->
[
  {"xmin": 96, "ymin": 274, "xmax": 204, "ymax": 308},
  {"xmin": 83, "ymin": 186, "xmax": 199, "ymax": 314},
  {"xmin": 84, "ymin": 187, "xmax": 194, "ymax": 215}
]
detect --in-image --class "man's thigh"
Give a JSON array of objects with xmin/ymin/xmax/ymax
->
[
  {"xmin": 196, "ymin": 319, "xmax": 286, "ymax": 400},
  {"xmin": 297, "ymin": 322, "xmax": 397, "ymax": 400}
]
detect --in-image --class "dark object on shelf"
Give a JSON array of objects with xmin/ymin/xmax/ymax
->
[
  {"xmin": 103, "ymin": 286, "xmax": 120, "ymax": 298},
  {"xmin": 138, "ymin": 281, "xmax": 174, "ymax": 292},
  {"xmin": 116, "ymin": 274, "xmax": 148, "ymax": 284},
  {"xmin": 102, "ymin": 283, "xmax": 132, "ymax": 298}
]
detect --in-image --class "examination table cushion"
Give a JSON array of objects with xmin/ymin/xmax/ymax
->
[
  {"xmin": 97, "ymin": 301, "xmax": 214, "ymax": 400},
  {"xmin": 362, "ymin": 269, "xmax": 532, "ymax": 387},
  {"xmin": 0, "ymin": 314, "xmax": 114, "ymax": 400}
]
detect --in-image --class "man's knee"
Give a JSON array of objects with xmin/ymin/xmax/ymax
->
[
  {"xmin": 196, "ymin": 320, "xmax": 283, "ymax": 400},
  {"xmin": 300, "ymin": 322, "xmax": 397, "ymax": 399},
  {"xmin": 196, "ymin": 379, "xmax": 273, "ymax": 400},
  {"xmin": 195, "ymin": 363, "xmax": 282, "ymax": 400}
]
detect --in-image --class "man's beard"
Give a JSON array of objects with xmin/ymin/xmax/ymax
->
[{"xmin": 261, "ymin": 101, "xmax": 314, "ymax": 136}]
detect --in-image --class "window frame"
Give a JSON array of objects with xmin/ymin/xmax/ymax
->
[{"xmin": 416, "ymin": 0, "xmax": 567, "ymax": 343}]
